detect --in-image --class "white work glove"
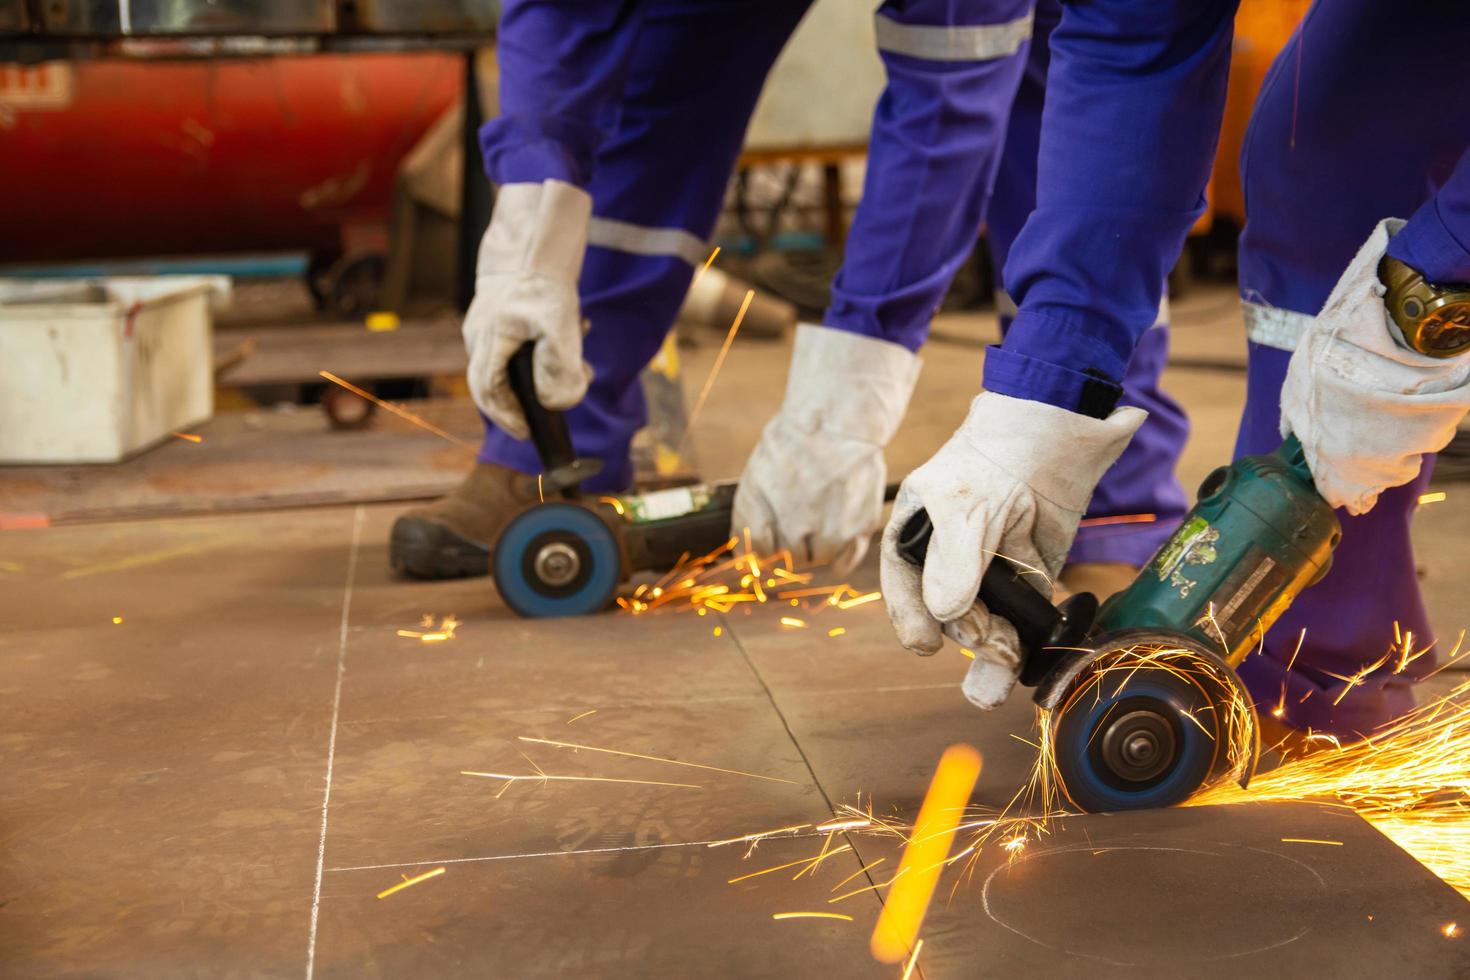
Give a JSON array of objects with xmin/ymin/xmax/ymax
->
[
  {"xmin": 1281, "ymin": 218, "xmax": 1470, "ymax": 515},
  {"xmin": 881, "ymin": 392, "xmax": 1145, "ymax": 709},
  {"xmin": 733, "ymin": 325, "xmax": 921, "ymax": 575},
  {"xmin": 463, "ymin": 180, "xmax": 594, "ymax": 440}
]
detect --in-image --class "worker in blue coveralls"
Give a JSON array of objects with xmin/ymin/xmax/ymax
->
[
  {"xmin": 881, "ymin": 0, "xmax": 1470, "ymax": 739},
  {"xmin": 390, "ymin": 0, "xmax": 1192, "ymax": 633}
]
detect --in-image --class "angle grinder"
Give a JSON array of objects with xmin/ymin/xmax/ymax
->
[
  {"xmin": 492, "ymin": 342, "xmax": 753, "ymax": 617},
  {"xmin": 898, "ymin": 434, "xmax": 1341, "ymax": 812}
]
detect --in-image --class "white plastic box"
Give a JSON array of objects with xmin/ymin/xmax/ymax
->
[{"xmin": 0, "ymin": 277, "xmax": 226, "ymax": 464}]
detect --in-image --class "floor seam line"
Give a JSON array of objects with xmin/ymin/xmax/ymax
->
[
  {"xmin": 721, "ymin": 614, "xmax": 844, "ymax": 814},
  {"xmin": 722, "ymin": 615, "xmax": 901, "ymax": 926},
  {"xmin": 305, "ymin": 504, "xmax": 363, "ymax": 980}
]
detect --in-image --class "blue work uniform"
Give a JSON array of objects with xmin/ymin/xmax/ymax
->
[
  {"xmin": 1231, "ymin": 0, "xmax": 1470, "ymax": 737},
  {"xmin": 828, "ymin": 0, "xmax": 1188, "ymax": 567},
  {"xmin": 994, "ymin": 0, "xmax": 1470, "ymax": 734},
  {"xmin": 477, "ymin": 0, "xmax": 1190, "ymax": 568}
]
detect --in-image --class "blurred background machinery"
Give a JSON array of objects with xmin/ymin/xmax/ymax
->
[{"xmin": 10, "ymin": 0, "xmax": 1406, "ymax": 521}]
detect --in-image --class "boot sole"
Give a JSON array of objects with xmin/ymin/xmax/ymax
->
[{"xmin": 390, "ymin": 516, "xmax": 491, "ymax": 580}]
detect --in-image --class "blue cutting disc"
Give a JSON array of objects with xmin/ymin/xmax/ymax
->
[
  {"xmin": 1052, "ymin": 667, "xmax": 1222, "ymax": 812},
  {"xmin": 493, "ymin": 503, "xmax": 622, "ymax": 618}
]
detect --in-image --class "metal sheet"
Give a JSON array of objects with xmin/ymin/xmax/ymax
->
[
  {"xmin": 4, "ymin": 505, "xmax": 1467, "ymax": 977},
  {"xmin": 912, "ymin": 802, "xmax": 1470, "ymax": 979},
  {"xmin": 1, "ymin": 508, "xmax": 361, "ymax": 977}
]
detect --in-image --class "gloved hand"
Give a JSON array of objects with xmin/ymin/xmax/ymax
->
[
  {"xmin": 1281, "ymin": 218, "xmax": 1470, "ymax": 515},
  {"xmin": 733, "ymin": 326, "xmax": 920, "ymax": 575},
  {"xmin": 463, "ymin": 180, "xmax": 594, "ymax": 440},
  {"xmin": 881, "ymin": 392, "xmax": 1145, "ymax": 709}
]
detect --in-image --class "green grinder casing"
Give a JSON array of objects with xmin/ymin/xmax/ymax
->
[{"xmin": 1094, "ymin": 436, "xmax": 1341, "ymax": 667}]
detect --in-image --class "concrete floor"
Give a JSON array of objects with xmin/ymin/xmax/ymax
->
[{"xmin": 3, "ymin": 284, "xmax": 1468, "ymax": 977}]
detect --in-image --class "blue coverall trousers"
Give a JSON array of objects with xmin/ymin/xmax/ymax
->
[{"xmin": 478, "ymin": 0, "xmax": 1190, "ymax": 567}]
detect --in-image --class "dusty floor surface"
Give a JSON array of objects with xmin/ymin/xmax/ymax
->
[{"xmin": 2, "ymin": 284, "xmax": 1467, "ymax": 978}]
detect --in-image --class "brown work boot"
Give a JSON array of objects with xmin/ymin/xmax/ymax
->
[{"xmin": 389, "ymin": 462, "xmax": 540, "ymax": 579}]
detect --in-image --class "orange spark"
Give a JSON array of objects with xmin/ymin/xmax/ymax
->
[
  {"xmin": 899, "ymin": 939, "xmax": 924, "ymax": 980},
  {"xmin": 829, "ymin": 857, "xmax": 886, "ymax": 893},
  {"xmin": 772, "ymin": 912, "xmax": 853, "ymax": 922},
  {"xmin": 693, "ymin": 245, "xmax": 721, "ymax": 285},
  {"xmin": 517, "ymin": 736, "xmax": 798, "ymax": 784},
  {"xmin": 319, "ymin": 371, "xmax": 477, "ymax": 450},
  {"xmin": 708, "ymin": 823, "xmax": 810, "ymax": 849},
  {"xmin": 1419, "ymin": 491, "xmax": 1447, "ymax": 505},
  {"xmin": 830, "ymin": 867, "xmax": 909, "ymax": 904},
  {"xmin": 170, "ymin": 431, "xmax": 203, "ymax": 443},
  {"xmin": 680, "ymin": 289, "xmax": 754, "ymax": 451},
  {"xmin": 460, "ymin": 770, "xmax": 701, "ymax": 790},
  {"xmin": 396, "ymin": 614, "xmax": 460, "ymax": 644},
  {"xmin": 566, "ymin": 709, "xmax": 597, "ymax": 724},
  {"xmin": 1078, "ymin": 513, "xmax": 1156, "ymax": 527},
  {"xmin": 1195, "ymin": 673, "xmax": 1470, "ymax": 899},
  {"xmin": 1280, "ymin": 838, "xmax": 1344, "ymax": 846},
  {"xmin": 870, "ymin": 744, "xmax": 983, "ymax": 964},
  {"xmin": 827, "ymin": 627, "xmax": 846, "ymax": 638},
  {"xmin": 776, "ymin": 586, "xmax": 849, "ymax": 600},
  {"xmin": 728, "ymin": 847, "xmax": 853, "ymax": 885},
  {"xmin": 815, "ymin": 818, "xmax": 871, "ymax": 832},
  {"xmin": 376, "ymin": 866, "xmax": 445, "ymax": 899},
  {"xmin": 780, "ymin": 617, "xmax": 807, "ymax": 629}
]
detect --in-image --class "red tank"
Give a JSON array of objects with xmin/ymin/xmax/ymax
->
[{"xmin": 0, "ymin": 54, "xmax": 461, "ymax": 264}]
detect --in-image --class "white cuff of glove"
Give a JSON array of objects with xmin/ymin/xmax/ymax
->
[
  {"xmin": 733, "ymin": 324, "xmax": 921, "ymax": 574},
  {"xmin": 1280, "ymin": 218, "xmax": 1470, "ymax": 515},
  {"xmin": 477, "ymin": 180, "xmax": 591, "ymax": 282},
  {"xmin": 463, "ymin": 180, "xmax": 594, "ymax": 440},
  {"xmin": 775, "ymin": 323, "xmax": 921, "ymax": 445}
]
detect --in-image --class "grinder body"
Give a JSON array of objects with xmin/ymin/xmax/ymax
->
[{"xmin": 1094, "ymin": 435, "xmax": 1340, "ymax": 668}]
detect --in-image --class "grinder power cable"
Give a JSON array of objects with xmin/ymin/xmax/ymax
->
[{"xmin": 898, "ymin": 434, "xmax": 1342, "ymax": 812}]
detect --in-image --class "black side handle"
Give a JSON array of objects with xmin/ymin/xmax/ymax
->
[
  {"xmin": 896, "ymin": 509, "xmax": 1096, "ymax": 684},
  {"xmin": 507, "ymin": 340, "xmax": 581, "ymax": 499}
]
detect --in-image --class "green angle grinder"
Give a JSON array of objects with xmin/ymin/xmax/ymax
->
[
  {"xmin": 898, "ymin": 435, "xmax": 1341, "ymax": 812},
  {"xmin": 491, "ymin": 342, "xmax": 745, "ymax": 618}
]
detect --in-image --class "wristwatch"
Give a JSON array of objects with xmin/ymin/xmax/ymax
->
[{"xmin": 1378, "ymin": 254, "xmax": 1470, "ymax": 358}]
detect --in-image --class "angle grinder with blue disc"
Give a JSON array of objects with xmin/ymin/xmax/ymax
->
[
  {"xmin": 897, "ymin": 434, "xmax": 1341, "ymax": 811},
  {"xmin": 491, "ymin": 342, "xmax": 741, "ymax": 618}
]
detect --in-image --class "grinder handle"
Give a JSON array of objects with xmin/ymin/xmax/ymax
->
[
  {"xmin": 507, "ymin": 340, "xmax": 581, "ymax": 499},
  {"xmin": 895, "ymin": 509, "xmax": 1063, "ymax": 658}
]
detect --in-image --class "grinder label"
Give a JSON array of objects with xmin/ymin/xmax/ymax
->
[
  {"xmin": 1194, "ymin": 545, "xmax": 1291, "ymax": 647},
  {"xmin": 1152, "ymin": 515, "xmax": 1219, "ymax": 599}
]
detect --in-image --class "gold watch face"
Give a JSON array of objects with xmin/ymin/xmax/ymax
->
[
  {"xmin": 1381, "ymin": 255, "xmax": 1470, "ymax": 358},
  {"xmin": 1412, "ymin": 302, "xmax": 1470, "ymax": 357}
]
